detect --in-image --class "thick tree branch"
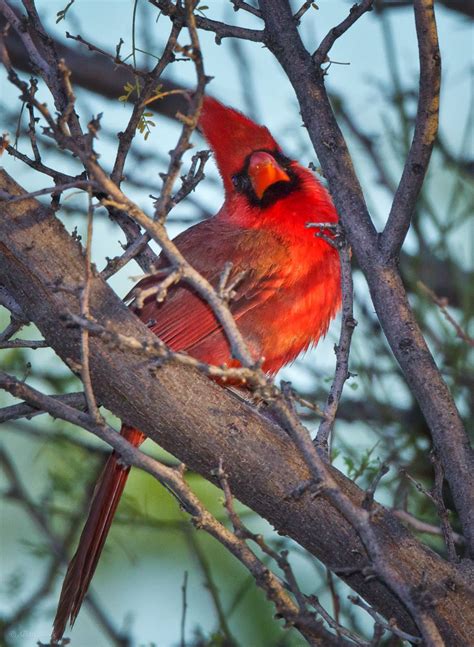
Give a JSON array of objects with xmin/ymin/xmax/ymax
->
[
  {"xmin": 258, "ymin": 0, "xmax": 474, "ymax": 558},
  {"xmin": 2, "ymin": 372, "xmax": 345, "ymax": 647},
  {"xmin": 1, "ymin": 172, "xmax": 474, "ymax": 645}
]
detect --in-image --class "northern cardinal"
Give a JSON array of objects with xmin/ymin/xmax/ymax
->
[{"xmin": 52, "ymin": 97, "xmax": 341, "ymax": 640}]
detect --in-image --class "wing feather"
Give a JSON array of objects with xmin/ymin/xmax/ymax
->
[{"xmin": 127, "ymin": 220, "xmax": 290, "ymax": 358}]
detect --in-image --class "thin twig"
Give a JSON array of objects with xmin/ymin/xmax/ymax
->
[
  {"xmin": 0, "ymin": 338, "xmax": 48, "ymax": 349},
  {"xmin": 349, "ymin": 595, "xmax": 422, "ymax": 644},
  {"xmin": 418, "ymin": 281, "xmax": 474, "ymax": 347},
  {"xmin": 294, "ymin": 1, "xmax": 315, "ymax": 25},
  {"xmin": 0, "ymin": 446, "xmax": 131, "ymax": 646},
  {"xmin": 429, "ymin": 451, "xmax": 458, "ymax": 561},
  {"xmin": 305, "ymin": 223, "xmax": 357, "ymax": 453},
  {"xmin": 313, "ymin": 0, "xmax": 374, "ymax": 67},
  {"xmin": 392, "ymin": 509, "xmax": 464, "ymax": 547},
  {"xmin": 80, "ymin": 188, "xmax": 102, "ymax": 423},
  {"xmin": 229, "ymin": 0, "xmax": 261, "ymax": 18},
  {"xmin": 0, "ymin": 180, "xmax": 96, "ymax": 203},
  {"xmin": 180, "ymin": 571, "xmax": 188, "ymax": 647},
  {"xmin": 151, "ymin": 1, "xmax": 265, "ymax": 43}
]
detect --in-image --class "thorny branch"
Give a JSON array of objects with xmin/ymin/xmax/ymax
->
[
  {"xmin": 150, "ymin": 0, "xmax": 265, "ymax": 44},
  {"xmin": 270, "ymin": 396, "xmax": 445, "ymax": 646},
  {"xmin": 305, "ymin": 222, "xmax": 357, "ymax": 452},
  {"xmin": 258, "ymin": 0, "xmax": 474, "ymax": 560}
]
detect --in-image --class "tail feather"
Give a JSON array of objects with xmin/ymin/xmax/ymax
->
[{"xmin": 52, "ymin": 426, "xmax": 145, "ymax": 642}]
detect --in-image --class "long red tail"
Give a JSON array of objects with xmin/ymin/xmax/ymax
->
[{"xmin": 51, "ymin": 425, "xmax": 145, "ymax": 642}]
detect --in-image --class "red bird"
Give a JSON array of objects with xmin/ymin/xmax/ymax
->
[{"xmin": 52, "ymin": 97, "xmax": 341, "ymax": 640}]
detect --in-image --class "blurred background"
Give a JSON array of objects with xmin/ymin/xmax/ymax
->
[{"xmin": 0, "ymin": 1, "xmax": 472, "ymax": 645}]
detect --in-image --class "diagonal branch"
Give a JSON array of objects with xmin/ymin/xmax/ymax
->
[
  {"xmin": 380, "ymin": 0, "xmax": 441, "ymax": 258},
  {"xmin": 258, "ymin": 0, "xmax": 474, "ymax": 559},
  {"xmin": 150, "ymin": 0, "xmax": 265, "ymax": 43}
]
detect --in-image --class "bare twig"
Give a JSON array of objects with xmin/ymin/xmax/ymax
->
[
  {"xmin": 150, "ymin": 1, "xmax": 265, "ymax": 43},
  {"xmin": 349, "ymin": 595, "xmax": 422, "ymax": 644},
  {"xmin": 185, "ymin": 529, "xmax": 237, "ymax": 644},
  {"xmin": 0, "ymin": 180, "xmax": 96, "ymax": 203},
  {"xmin": 64, "ymin": 312, "xmax": 262, "ymax": 386},
  {"xmin": 418, "ymin": 281, "xmax": 474, "ymax": 347},
  {"xmin": 0, "ymin": 287, "xmax": 27, "ymax": 322},
  {"xmin": 80, "ymin": 189, "xmax": 102, "ymax": 423},
  {"xmin": 230, "ymin": 0, "xmax": 261, "ymax": 18},
  {"xmin": 4, "ymin": 144, "xmax": 82, "ymax": 185},
  {"xmin": 216, "ymin": 460, "xmax": 355, "ymax": 646},
  {"xmin": 0, "ymin": 338, "xmax": 48, "ymax": 349},
  {"xmin": 362, "ymin": 463, "xmax": 389, "ymax": 510},
  {"xmin": 110, "ymin": 19, "xmax": 183, "ymax": 185},
  {"xmin": 0, "ymin": 446, "xmax": 131, "ymax": 646},
  {"xmin": 270, "ymin": 394, "xmax": 443, "ymax": 645},
  {"xmin": 313, "ymin": 1, "xmax": 374, "ymax": 67},
  {"xmin": 305, "ymin": 223, "xmax": 356, "ymax": 452},
  {"xmin": 180, "ymin": 571, "xmax": 188, "ymax": 647},
  {"xmin": 380, "ymin": 0, "xmax": 441, "ymax": 258},
  {"xmin": 429, "ymin": 451, "xmax": 458, "ymax": 561},
  {"xmin": 392, "ymin": 509, "xmax": 464, "ymax": 547}
]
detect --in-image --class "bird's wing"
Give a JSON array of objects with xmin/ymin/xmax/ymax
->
[{"xmin": 127, "ymin": 220, "xmax": 290, "ymax": 354}]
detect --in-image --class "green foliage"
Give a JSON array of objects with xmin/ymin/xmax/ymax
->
[
  {"xmin": 118, "ymin": 80, "xmax": 141, "ymax": 103},
  {"xmin": 196, "ymin": 5, "xmax": 209, "ymax": 18},
  {"xmin": 137, "ymin": 112, "xmax": 156, "ymax": 141},
  {"xmin": 118, "ymin": 81, "xmax": 158, "ymax": 140},
  {"xmin": 343, "ymin": 443, "xmax": 381, "ymax": 483}
]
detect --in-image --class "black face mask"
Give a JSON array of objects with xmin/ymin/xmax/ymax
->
[{"xmin": 231, "ymin": 149, "xmax": 300, "ymax": 208}]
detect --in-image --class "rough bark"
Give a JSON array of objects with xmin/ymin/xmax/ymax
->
[
  {"xmin": 1, "ymin": 169, "xmax": 474, "ymax": 644},
  {"xmin": 259, "ymin": 0, "xmax": 474, "ymax": 558}
]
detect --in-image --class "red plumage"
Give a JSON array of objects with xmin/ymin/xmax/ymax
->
[{"xmin": 52, "ymin": 97, "xmax": 341, "ymax": 641}]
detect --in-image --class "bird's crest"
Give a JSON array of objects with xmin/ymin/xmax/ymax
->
[{"xmin": 199, "ymin": 97, "xmax": 281, "ymax": 194}]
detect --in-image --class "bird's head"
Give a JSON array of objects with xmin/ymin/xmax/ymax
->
[
  {"xmin": 198, "ymin": 97, "xmax": 338, "ymax": 229},
  {"xmin": 198, "ymin": 97, "xmax": 296, "ymax": 203}
]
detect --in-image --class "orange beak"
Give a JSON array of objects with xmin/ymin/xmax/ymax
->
[{"xmin": 247, "ymin": 151, "xmax": 290, "ymax": 199}]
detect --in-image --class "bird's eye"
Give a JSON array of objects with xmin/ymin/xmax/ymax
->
[{"xmin": 231, "ymin": 175, "xmax": 240, "ymax": 188}]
